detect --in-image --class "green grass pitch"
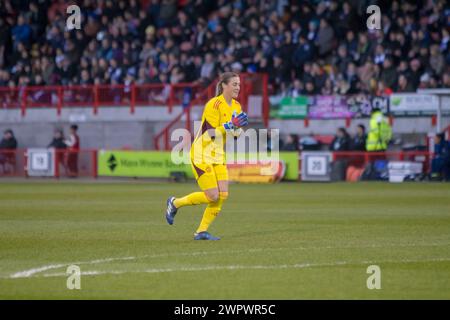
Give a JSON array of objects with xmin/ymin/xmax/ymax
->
[{"xmin": 0, "ymin": 180, "xmax": 449, "ymax": 299}]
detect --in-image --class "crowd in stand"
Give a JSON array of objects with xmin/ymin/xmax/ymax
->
[{"xmin": 0, "ymin": 0, "xmax": 449, "ymax": 97}]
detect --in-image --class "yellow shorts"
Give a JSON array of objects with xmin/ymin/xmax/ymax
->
[{"xmin": 191, "ymin": 162, "xmax": 228, "ymax": 190}]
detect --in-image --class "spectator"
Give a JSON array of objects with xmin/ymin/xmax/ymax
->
[
  {"xmin": 303, "ymin": 80, "xmax": 317, "ymax": 95},
  {"xmin": 299, "ymin": 133, "xmax": 320, "ymax": 151},
  {"xmin": 306, "ymin": 20, "xmax": 318, "ymax": 42},
  {"xmin": 0, "ymin": 129, "xmax": 18, "ymax": 172},
  {"xmin": 430, "ymin": 133, "xmax": 450, "ymax": 181},
  {"xmin": 396, "ymin": 74, "xmax": 415, "ymax": 92},
  {"xmin": 315, "ymin": 19, "xmax": 335, "ymax": 57},
  {"xmin": 0, "ymin": 17, "xmax": 10, "ymax": 67},
  {"xmin": 442, "ymin": 73, "xmax": 450, "ymax": 88},
  {"xmin": 158, "ymin": 0, "xmax": 177, "ymax": 28},
  {"xmin": 351, "ymin": 124, "xmax": 367, "ymax": 151},
  {"xmin": 344, "ymin": 62, "xmax": 359, "ymax": 94},
  {"xmin": 11, "ymin": 15, "xmax": 31, "ymax": 48},
  {"xmin": 373, "ymin": 44, "xmax": 386, "ymax": 65},
  {"xmin": 344, "ymin": 30, "xmax": 358, "ymax": 58},
  {"xmin": 282, "ymin": 134, "xmax": 299, "ymax": 151},
  {"xmin": 292, "ymin": 35, "xmax": 313, "ymax": 68},
  {"xmin": 330, "ymin": 128, "xmax": 351, "ymax": 151},
  {"xmin": 0, "ymin": 129, "xmax": 17, "ymax": 149},
  {"xmin": 358, "ymin": 60, "xmax": 376, "ymax": 93},
  {"xmin": 64, "ymin": 124, "xmax": 80, "ymax": 178},
  {"xmin": 288, "ymin": 79, "xmax": 303, "ymax": 97},
  {"xmin": 321, "ymin": 78, "xmax": 334, "ymax": 95},
  {"xmin": 334, "ymin": 44, "xmax": 352, "ymax": 75},
  {"xmin": 375, "ymin": 80, "xmax": 393, "ymax": 96},
  {"xmin": 429, "ymin": 44, "xmax": 445, "ymax": 76},
  {"xmin": 408, "ymin": 59, "xmax": 422, "ymax": 89},
  {"xmin": 356, "ymin": 33, "xmax": 371, "ymax": 64},
  {"xmin": 48, "ymin": 128, "xmax": 67, "ymax": 173},
  {"xmin": 379, "ymin": 57, "xmax": 398, "ymax": 90},
  {"xmin": 48, "ymin": 129, "xmax": 67, "ymax": 149},
  {"xmin": 199, "ymin": 52, "xmax": 216, "ymax": 83},
  {"xmin": 311, "ymin": 62, "xmax": 327, "ymax": 90}
]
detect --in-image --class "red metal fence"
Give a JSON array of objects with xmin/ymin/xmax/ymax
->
[
  {"xmin": 332, "ymin": 151, "xmax": 432, "ymax": 174},
  {"xmin": 0, "ymin": 149, "xmax": 97, "ymax": 178},
  {"xmin": 0, "ymin": 74, "xmax": 270, "ymax": 120},
  {"xmin": 0, "ymin": 83, "xmax": 207, "ymax": 116}
]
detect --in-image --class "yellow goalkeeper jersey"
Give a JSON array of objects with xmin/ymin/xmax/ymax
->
[{"xmin": 190, "ymin": 94, "xmax": 243, "ymax": 164}]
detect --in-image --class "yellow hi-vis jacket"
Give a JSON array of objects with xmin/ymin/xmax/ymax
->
[{"xmin": 366, "ymin": 111, "xmax": 392, "ymax": 151}]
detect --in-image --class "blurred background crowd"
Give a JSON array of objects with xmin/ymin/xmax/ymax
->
[{"xmin": 0, "ymin": 0, "xmax": 449, "ymax": 96}]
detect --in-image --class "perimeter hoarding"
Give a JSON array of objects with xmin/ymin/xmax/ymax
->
[
  {"xmin": 97, "ymin": 150, "xmax": 299, "ymax": 181},
  {"xmin": 389, "ymin": 94, "xmax": 440, "ymax": 116},
  {"xmin": 98, "ymin": 150, "xmax": 194, "ymax": 178}
]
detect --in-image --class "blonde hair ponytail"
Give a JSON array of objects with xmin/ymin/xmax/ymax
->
[
  {"xmin": 215, "ymin": 80, "xmax": 223, "ymax": 96},
  {"xmin": 215, "ymin": 72, "xmax": 239, "ymax": 97}
]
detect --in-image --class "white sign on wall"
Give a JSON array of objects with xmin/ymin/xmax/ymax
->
[
  {"xmin": 27, "ymin": 148, "xmax": 55, "ymax": 176},
  {"xmin": 301, "ymin": 152, "xmax": 332, "ymax": 181}
]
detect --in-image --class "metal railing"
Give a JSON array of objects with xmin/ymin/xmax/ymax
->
[
  {"xmin": 0, "ymin": 149, "xmax": 97, "ymax": 178},
  {"xmin": 0, "ymin": 83, "xmax": 204, "ymax": 116},
  {"xmin": 331, "ymin": 151, "xmax": 432, "ymax": 173}
]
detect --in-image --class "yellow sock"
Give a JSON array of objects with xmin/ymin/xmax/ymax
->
[
  {"xmin": 173, "ymin": 192, "xmax": 209, "ymax": 208},
  {"xmin": 196, "ymin": 202, "xmax": 220, "ymax": 233},
  {"xmin": 196, "ymin": 192, "xmax": 228, "ymax": 233}
]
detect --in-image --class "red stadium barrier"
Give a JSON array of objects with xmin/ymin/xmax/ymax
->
[
  {"xmin": 0, "ymin": 87, "xmax": 21, "ymax": 109},
  {"xmin": 0, "ymin": 76, "xmax": 270, "ymax": 121},
  {"xmin": 0, "ymin": 74, "xmax": 271, "ymax": 151},
  {"xmin": 297, "ymin": 150, "xmax": 434, "ymax": 182},
  {"xmin": 0, "ymin": 149, "xmax": 23, "ymax": 176},
  {"xmin": 332, "ymin": 151, "xmax": 432, "ymax": 175},
  {"xmin": 0, "ymin": 149, "xmax": 98, "ymax": 178},
  {"xmin": 0, "ymin": 83, "xmax": 204, "ymax": 116}
]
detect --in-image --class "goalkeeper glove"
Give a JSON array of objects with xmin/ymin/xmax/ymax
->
[{"xmin": 223, "ymin": 112, "xmax": 248, "ymax": 130}]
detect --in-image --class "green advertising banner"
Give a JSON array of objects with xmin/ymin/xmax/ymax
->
[
  {"xmin": 98, "ymin": 150, "xmax": 299, "ymax": 180},
  {"xmin": 279, "ymin": 151, "xmax": 299, "ymax": 180},
  {"xmin": 98, "ymin": 150, "xmax": 194, "ymax": 178},
  {"xmin": 277, "ymin": 96, "xmax": 309, "ymax": 119}
]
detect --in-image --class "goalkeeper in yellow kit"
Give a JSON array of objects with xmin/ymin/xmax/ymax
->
[{"xmin": 165, "ymin": 72, "xmax": 248, "ymax": 240}]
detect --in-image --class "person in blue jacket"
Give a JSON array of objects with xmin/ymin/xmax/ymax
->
[{"xmin": 431, "ymin": 132, "xmax": 450, "ymax": 181}]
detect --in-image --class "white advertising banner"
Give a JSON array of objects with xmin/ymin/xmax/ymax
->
[{"xmin": 390, "ymin": 94, "xmax": 439, "ymax": 116}]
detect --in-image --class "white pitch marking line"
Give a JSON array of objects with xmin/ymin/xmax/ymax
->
[
  {"xmin": 38, "ymin": 257, "xmax": 450, "ymax": 278},
  {"xmin": 9, "ymin": 256, "xmax": 136, "ymax": 279},
  {"xmin": 6, "ymin": 249, "xmax": 261, "ymax": 279},
  {"xmin": 6, "ymin": 242, "xmax": 450, "ymax": 279}
]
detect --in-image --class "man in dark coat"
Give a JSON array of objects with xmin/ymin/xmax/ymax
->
[
  {"xmin": 351, "ymin": 124, "xmax": 367, "ymax": 151},
  {"xmin": 330, "ymin": 127, "xmax": 351, "ymax": 151},
  {"xmin": 0, "ymin": 129, "xmax": 18, "ymax": 172},
  {"xmin": 48, "ymin": 129, "xmax": 67, "ymax": 173}
]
